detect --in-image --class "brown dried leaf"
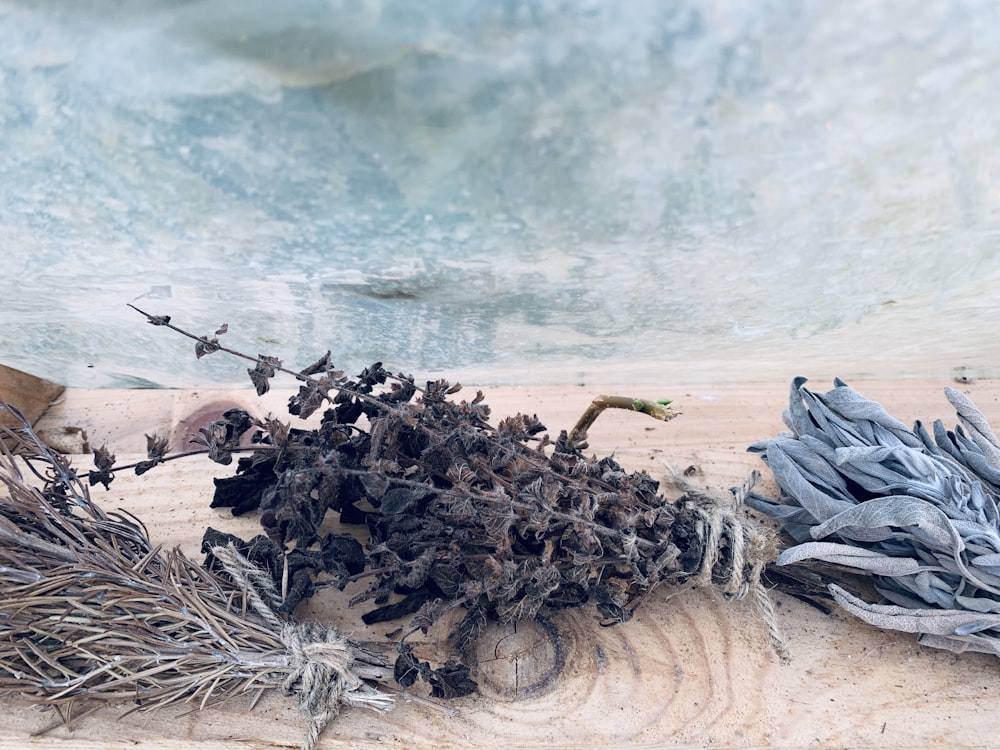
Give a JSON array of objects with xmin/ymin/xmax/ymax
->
[
  {"xmin": 89, "ymin": 445, "xmax": 116, "ymax": 488},
  {"xmin": 248, "ymin": 355, "xmax": 282, "ymax": 396},
  {"xmin": 195, "ymin": 337, "xmax": 220, "ymax": 358}
]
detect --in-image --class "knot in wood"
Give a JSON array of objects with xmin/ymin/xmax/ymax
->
[{"xmin": 470, "ymin": 618, "xmax": 565, "ymax": 701}]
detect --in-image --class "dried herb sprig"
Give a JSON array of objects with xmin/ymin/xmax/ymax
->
[
  {"xmin": 0, "ymin": 403, "xmax": 393, "ymax": 750},
  {"xmin": 749, "ymin": 378, "xmax": 1000, "ymax": 657},
  {"xmin": 116, "ymin": 310, "xmax": 788, "ymax": 694}
]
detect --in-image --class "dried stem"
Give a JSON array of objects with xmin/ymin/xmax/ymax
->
[{"xmin": 568, "ymin": 394, "xmax": 676, "ymax": 445}]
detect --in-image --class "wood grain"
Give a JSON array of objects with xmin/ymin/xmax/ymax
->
[
  {"xmin": 0, "ymin": 364, "xmax": 64, "ymax": 429},
  {"xmin": 5, "ymin": 379, "xmax": 1000, "ymax": 749}
]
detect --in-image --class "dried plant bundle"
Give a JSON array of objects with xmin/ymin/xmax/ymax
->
[
  {"xmin": 750, "ymin": 377, "xmax": 1000, "ymax": 656},
  {"xmin": 116, "ymin": 308, "xmax": 789, "ymax": 684},
  {"xmin": 0, "ymin": 404, "xmax": 393, "ymax": 750}
]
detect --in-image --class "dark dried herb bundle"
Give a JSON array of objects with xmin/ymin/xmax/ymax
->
[
  {"xmin": 108, "ymin": 309, "xmax": 787, "ymax": 693},
  {"xmin": 749, "ymin": 377, "xmax": 1000, "ymax": 657},
  {"xmin": 0, "ymin": 403, "xmax": 393, "ymax": 750}
]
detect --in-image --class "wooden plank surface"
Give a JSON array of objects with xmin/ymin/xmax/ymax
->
[
  {"xmin": 0, "ymin": 364, "xmax": 64, "ymax": 428},
  {"xmin": 4, "ymin": 379, "xmax": 1000, "ymax": 749}
]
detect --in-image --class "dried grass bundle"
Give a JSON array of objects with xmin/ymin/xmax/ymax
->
[{"xmin": 0, "ymin": 403, "xmax": 393, "ymax": 750}]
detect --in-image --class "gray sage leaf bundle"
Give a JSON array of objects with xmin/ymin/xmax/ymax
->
[
  {"xmin": 748, "ymin": 377, "xmax": 1000, "ymax": 657},
  {"xmin": 0, "ymin": 403, "xmax": 393, "ymax": 750}
]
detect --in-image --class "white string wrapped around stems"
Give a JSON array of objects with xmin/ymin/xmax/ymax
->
[{"xmin": 0, "ymin": 403, "xmax": 393, "ymax": 750}]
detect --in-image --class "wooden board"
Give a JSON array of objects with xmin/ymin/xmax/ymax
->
[
  {"xmin": 4, "ymin": 379, "xmax": 1000, "ymax": 749},
  {"xmin": 0, "ymin": 364, "xmax": 64, "ymax": 428}
]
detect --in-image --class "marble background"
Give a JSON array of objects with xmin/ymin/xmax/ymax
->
[{"xmin": 2, "ymin": 1, "xmax": 999, "ymax": 387}]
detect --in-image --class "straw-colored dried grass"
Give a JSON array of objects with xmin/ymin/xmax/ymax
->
[{"xmin": 0, "ymin": 403, "xmax": 392, "ymax": 750}]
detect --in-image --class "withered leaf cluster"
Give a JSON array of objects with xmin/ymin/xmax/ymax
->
[{"xmin": 105, "ymin": 309, "xmax": 774, "ymax": 697}]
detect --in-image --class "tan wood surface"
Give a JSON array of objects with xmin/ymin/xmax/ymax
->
[
  {"xmin": 0, "ymin": 365, "xmax": 64, "ymax": 429},
  {"xmin": 3, "ymin": 379, "xmax": 1000, "ymax": 749}
]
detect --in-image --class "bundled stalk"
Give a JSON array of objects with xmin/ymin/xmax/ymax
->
[
  {"xmin": 749, "ymin": 377, "xmax": 1000, "ymax": 657},
  {"xmin": 0, "ymin": 403, "xmax": 393, "ymax": 750},
  {"xmin": 117, "ymin": 309, "xmax": 788, "ymax": 683}
]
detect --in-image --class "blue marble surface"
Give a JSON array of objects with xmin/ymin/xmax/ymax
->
[{"xmin": 2, "ymin": 1, "xmax": 1000, "ymax": 387}]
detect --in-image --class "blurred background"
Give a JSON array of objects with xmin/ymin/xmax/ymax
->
[{"xmin": 2, "ymin": 1, "xmax": 999, "ymax": 388}]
